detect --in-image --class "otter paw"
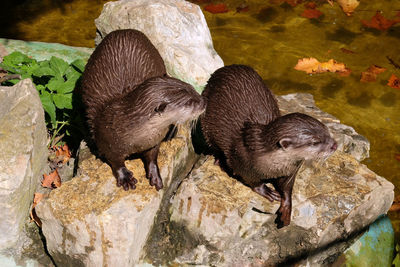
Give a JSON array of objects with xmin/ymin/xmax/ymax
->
[
  {"xmin": 253, "ymin": 184, "xmax": 281, "ymax": 202},
  {"xmin": 115, "ymin": 167, "xmax": 138, "ymax": 191},
  {"xmin": 275, "ymin": 205, "xmax": 291, "ymax": 228},
  {"xmin": 149, "ymin": 175, "xmax": 163, "ymax": 191}
]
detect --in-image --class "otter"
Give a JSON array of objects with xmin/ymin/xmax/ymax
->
[
  {"xmin": 81, "ymin": 29, "xmax": 205, "ymax": 191},
  {"xmin": 201, "ymin": 64, "xmax": 337, "ymax": 228}
]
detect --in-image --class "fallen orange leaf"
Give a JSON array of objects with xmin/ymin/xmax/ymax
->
[
  {"xmin": 301, "ymin": 8, "xmax": 323, "ymax": 19},
  {"xmin": 30, "ymin": 193, "xmax": 44, "ymax": 226},
  {"xmin": 42, "ymin": 169, "xmax": 61, "ymax": 189},
  {"xmin": 204, "ymin": 3, "xmax": 229, "ymax": 14},
  {"xmin": 362, "ymin": 11, "xmax": 400, "ymax": 31},
  {"xmin": 388, "ymin": 74, "xmax": 400, "ymax": 89},
  {"xmin": 360, "ymin": 65, "xmax": 386, "ymax": 82},
  {"xmin": 337, "ymin": 0, "xmax": 359, "ymax": 16},
  {"xmin": 395, "ymin": 154, "xmax": 400, "ymax": 161},
  {"xmin": 294, "ymin": 58, "xmax": 349, "ymax": 74},
  {"xmin": 55, "ymin": 144, "xmax": 71, "ymax": 164}
]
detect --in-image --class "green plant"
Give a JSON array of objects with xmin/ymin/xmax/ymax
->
[{"xmin": 0, "ymin": 51, "xmax": 86, "ymax": 147}]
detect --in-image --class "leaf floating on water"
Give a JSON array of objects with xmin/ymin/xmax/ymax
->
[
  {"xmin": 337, "ymin": 0, "xmax": 359, "ymax": 16},
  {"xmin": 360, "ymin": 65, "xmax": 386, "ymax": 82},
  {"xmin": 340, "ymin": 48, "xmax": 355, "ymax": 54},
  {"xmin": 361, "ymin": 11, "xmax": 400, "ymax": 31},
  {"xmin": 204, "ymin": 3, "xmax": 229, "ymax": 14},
  {"xmin": 294, "ymin": 57, "xmax": 349, "ymax": 74},
  {"xmin": 388, "ymin": 74, "xmax": 400, "ymax": 89},
  {"xmin": 301, "ymin": 8, "xmax": 323, "ymax": 19},
  {"xmin": 42, "ymin": 169, "xmax": 62, "ymax": 189}
]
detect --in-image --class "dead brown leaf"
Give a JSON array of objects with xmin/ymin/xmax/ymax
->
[
  {"xmin": 360, "ymin": 65, "xmax": 386, "ymax": 82},
  {"xmin": 388, "ymin": 74, "xmax": 400, "ymax": 89},
  {"xmin": 294, "ymin": 57, "xmax": 349, "ymax": 74},
  {"xmin": 30, "ymin": 193, "xmax": 44, "ymax": 226},
  {"xmin": 55, "ymin": 144, "xmax": 71, "ymax": 164},
  {"xmin": 337, "ymin": 0, "xmax": 359, "ymax": 16},
  {"xmin": 362, "ymin": 11, "xmax": 400, "ymax": 31},
  {"xmin": 42, "ymin": 169, "xmax": 61, "ymax": 189}
]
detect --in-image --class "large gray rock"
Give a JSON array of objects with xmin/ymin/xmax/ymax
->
[
  {"xmin": 0, "ymin": 79, "xmax": 48, "ymax": 260},
  {"xmin": 168, "ymin": 151, "xmax": 393, "ymax": 266},
  {"xmin": 94, "ymin": 0, "xmax": 224, "ymax": 92},
  {"xmin": 36, "ymin": 125, "xmax": 198, "ymax": 266}
]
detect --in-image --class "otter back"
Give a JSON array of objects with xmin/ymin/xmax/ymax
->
[
  {"xmin": 81, "ymin": 29, "xmax": 166, "ymax": 132},
  {"xmin": 201, "ymin": 64, "xmax": 280, "ymax": 155}
]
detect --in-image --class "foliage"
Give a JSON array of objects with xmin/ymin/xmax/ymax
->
[{"xmin": 0, "ymin": 51, "xmax": 86, "ymax": 147}]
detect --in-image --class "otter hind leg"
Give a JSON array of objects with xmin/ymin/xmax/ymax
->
[
  {"xmin": 109, "ymin": 159, "xmax": 138, "ymax": 191},
  {"xmin": 142, "ymin": 144, "xmax": 163, "ymax": 191},
  {"xmin": 253, "ymin": 183, "xmax": 281, "ymax": 202}
]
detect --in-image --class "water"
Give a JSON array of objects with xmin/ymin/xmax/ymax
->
[{"xmin": 1, "ymin": 0, "xmax": 400, "ymax": 234}]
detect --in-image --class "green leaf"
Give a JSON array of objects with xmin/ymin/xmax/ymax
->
[
  {"xmin": 3, "ymin": 51, "xmax": 34, "ymax": 66},
  {"xmin": 39, "ymin": 91, "xmax": 56, "ymax": 127},
  {"xmin": 49, "ymin": 56, "xmax": 69, "ymax": 77},
  {"xmin": 64, "ymin": 66, "xmax": 81, "ymax": 83},
  {"xmin": 32, "ymin": 66, "xmax": 55, "ymax": 77},
  {"xmin": 36, "ymin": 84, "xmax": 46, "ymax": 92},
  {"xmin": 56, "ymin": 80, "xmax": 75, "ymax": 94},
  {"xmin": 71, "ymin": 58, "xmax": 86, "ymax": 73},
  {"xmin": 21, "ymin": 73, "xmax": 32, "ymax": 80},
  {"xmin": 53, "ymin": 93, "xmax": 73, "ymax": 109},
  {"xmin": 0, "ymin": 62, "xmax": 21, "ymax": 74},
  {"xmin": 47, "ymin": 77, "xmax": 65, "ymax": 92}
]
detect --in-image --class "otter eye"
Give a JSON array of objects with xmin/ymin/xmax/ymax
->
[
  {"xmin": 155, "ymin": 103, "xmax": 167, "ymax": 113},
  {"xmin": 312, "ymin": 141, "xmax": 320, "ymax": 146}
]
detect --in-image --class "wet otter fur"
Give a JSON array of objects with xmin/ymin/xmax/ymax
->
[
  {"xmin": 81, "ymin": 29, "xmax": 205, "ymax": 191},
  {"xmin": 201, "ymin": 64, "xmax": 337, "ymax": 228}
]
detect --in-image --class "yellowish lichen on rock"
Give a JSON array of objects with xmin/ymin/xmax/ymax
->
[{"xmin": 45, "ymin": 125, "xmax": 191, "ymax": 225}]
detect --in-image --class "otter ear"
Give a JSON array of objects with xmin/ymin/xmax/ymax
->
[
  {"xmin": 155, "ymin": 102, "xmax": 168, "ymax": 113},
  {"xmin": 279, "ymin": 138, "xmax": 292, "ymax": 151}
]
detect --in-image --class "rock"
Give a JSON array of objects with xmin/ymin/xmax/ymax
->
[
  {"xmin": 0, "ymin": 38, "xmax": 93, "ymax": 64},
  {"xmin": 94, "ymin": 0, "xmax": 224, "ymax": 92},
  {"xmin": 168, "ymin": 151, "xmax": 393, "ymax": 266},
  {"xmin": 35, "ymin": 125, "xmax": 198, "ymax": 266},
  {"xmin": 277, "ymin": 93, "xmax": 370, "ymax": 162},
  {"xmin": 0, "ymin": 79, "xmax": 48, "ymax": 262}
]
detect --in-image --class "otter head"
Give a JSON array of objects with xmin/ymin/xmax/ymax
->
[
  {"xmin": 244, "ymin": 112, "xmax": 337, "ymax": 178},
  {"xmin": 131, "ymin": 76, "xmax": 206, "ymax": 129},
  {"xmin": 273, "ymin": 113, "xmax": 337, "ymax": 163}
]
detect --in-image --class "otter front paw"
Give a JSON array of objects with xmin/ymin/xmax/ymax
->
[
  {"xmin": 253, "ymin": 184, "xmax": 281, "ymax": 202},
  {"xmin": 275, "ymin": 204, "xmax": 291, "ymax": 228},
  {"xmin": 115, "ymin": 167, "xmax": 138, "ymax": 191},
  {"xmin": 148, "ymin": 171, "xmax": 163, "ymax": 191}
]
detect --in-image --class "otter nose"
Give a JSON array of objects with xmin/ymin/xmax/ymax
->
[{"xmin": 331, "ymin": 141, "xmax": 337, "ymax": 152}]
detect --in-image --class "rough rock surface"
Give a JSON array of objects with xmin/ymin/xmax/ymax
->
[
  {"xmin": 94, "ymin": 0, "xmax": 224, "ymax": 92},
  {"xmin": 169, "ymin": 152, "xmax": 393, "ymax": 266},
  {"xmin": 36, "ymin": 126, "xmax": 198, "ymax": 266},
  {"xmin": 0, "ymin": 79, "xmax": 48, "ymax": 259}
]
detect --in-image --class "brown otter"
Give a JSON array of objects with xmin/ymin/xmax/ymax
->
[
  {"xmin": 201, "ymin": 64, "xmax": 337, "ymax": 228},
  {"xmin": 81, "ymin": 29, "xmax": 205, "ymax": 191}
]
